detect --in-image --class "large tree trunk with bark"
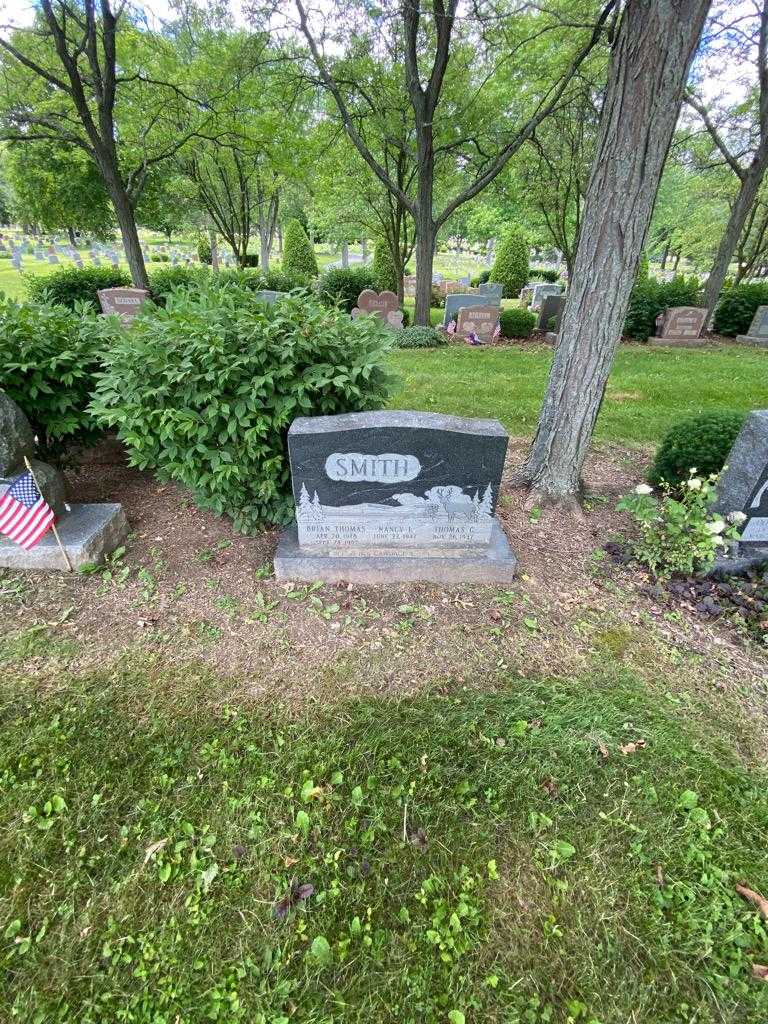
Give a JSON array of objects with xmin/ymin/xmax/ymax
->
[
  {"xmin": 519, "ymin": 0, "xmax": 711, "ymax": 501},
  {"xmin": 414, "ymin": 146, "xmax": 436, "ymax": 325},
  {"xmin": 341, "ymin": 241, "xmax": 349, "ymax": 269},
  {"xmin": 703, "ymin": 144, "xmax": 768, "ymax": 315},
  {"xmin": 109, "ymin": 181, "xmax": 149, "ymax": 289}
]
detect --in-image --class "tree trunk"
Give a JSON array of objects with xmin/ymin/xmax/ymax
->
[
  {"xmin": 414, "ymin": 147, "xmax": 436, "ymax": 326},
  {"xmin": 209, "ymin": 228, "xmax": 219, "ymax": 272},
  {"xmin": 341, "ymin": 241, "xmax": 349, "ymax": 269},
  {"xmin": 519, "ymin": 0, "xmax": 711, "ymax": 501},
  {"xmin": 109, "ymin": 184, "xmax": 149, "ymax": 289},
  {"xmin": 361, "ymin": 237, "xmax": 367, "ymax": 262},
  {"xmin": 660, "ymin": 238, "xmax": 670, "ymax": 270},
  {"xmin": 703, "ymin": 145, "xmax": 768, "ymax": 315},
  {"xmin": 259, "ymin": 231, "xmax": 270, "ymax": 273},
  {"xmin": 672, "ymin": 249, "xmax": 681, "ymax": 272},
  {"xmin": 67, "ymin": 226, "xmax": 76, "ymax": 246},
  {"xmin": 277, "ymin": 223, "xmax": 283, "ymax": 254}
]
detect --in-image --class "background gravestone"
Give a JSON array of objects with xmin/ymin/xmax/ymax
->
[
  {"xmin": 0, "ymin": 393, "xmax": 128, "ymax": 570},
  {"xmin": 351, "ymin": 290, "xmax": 402, "ymax": 328},
  {"xmin": 456, "ymin": 304, "xmax": 499, "ymax": 343},
  {"xmin": 647, "ymin": 306, "xmax": 708, "ymax": 347},
  {"xmin": 97, "ymin": 287, "xmax": 150, "ymax": 320},
  {"xmin": 713, "ymin": 409, "xmax": 768, "ymax": 571},
  {"xmin": 479, "ymin": 282, "xmax": 503, "ymax": 300},
  {"xmin": 444, "ymin": 292, "xmax": 498, "ymax": 326},
  {"xmin": 275, "ymin": 410, "xmax": 517, "ymax": 583},
  {"xmin": 538, "ymin": 294, "xmax": 566, "ymax": 333},
  {"xmin": 736, "ymin": 305, "xmax": 768, "ymax": 348},
  {"xmin": 530, "ymin": 283, "xmax": 562, "ymax": 310}
]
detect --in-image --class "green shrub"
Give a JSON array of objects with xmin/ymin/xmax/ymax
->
[
  {"xmin": 318, "ymin": 266, "xmax": 377, "ymax": 312},
  {"xmin": 648, "ymin": 411, "xmax": 747, "ymax": 489},
  {"xmin": 489, "ymin": 228, "xmax": 529, "ymax": 298},
  {"xmin": 197, "ymin": 237, "xmax": 212, "ymax": 265},
  {"xmin": 372, "ymin": 239, "xmax": 398, "ymax": 294},
  {"xmin": 261, "ymin": 267, "xmax": 303, "ymax": 293},
  {"xmin": 151, "ymin": 252, "xmax": 170, "ymax": 262},
  {"xmin": 636, "ymin": 251, "xmax": 650, "ymax": 281},
  {"xmin": 90, "ymin": 285, "xmax": 395, "ymax": 530},
  {"xmin": 148, "ymin": 265, "xmax": 210, "ymax": 303},
  {"xmin": 529, "ymin": 266, "xmax": 559, "ymax": 284},
  {"xmin": 713, "ymin": 282, "xmax": 768, "ymax": 336},
  {"xmin": 0, "ymin": 295, "xmax": 109, "ymax": 448},
  {"xmin": 394, "ymin": 325, "xmax": 446, "ymax": 349},
  {"xmin": 282, "ymin": 219, "xmax": 318, "ymax": 281},
  {"xmin": 499, "ymin": 307, "xmax": 536, "ymax": 338},
  {"xmin": 624, "ymin": 275, "xmax": 703, "ymax": 341},
  {"xmin": 25, "ymin": 265, "xmax": 130, "ymax": 311},
  {"xmin": 241, "ymin": 253, "xmax": 259, "ymax": 268}
]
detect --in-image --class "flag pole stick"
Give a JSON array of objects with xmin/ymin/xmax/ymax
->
[{"xmin": 23, "ymin": 456, "xmax": 73, "ymax": 572}]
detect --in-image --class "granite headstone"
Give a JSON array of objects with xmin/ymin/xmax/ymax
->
[
  {"xmin": 351, "ymin": 289, "xmax": 403, "ymax": 328},
  {"xmin": 648, "ymin": 306, "xmax": 708, "ymax": 347},
  {"xmin": 97, "ymin": 287, "xmax": 150, "ymax": 320},
  {"xmin": 274, "ymin": 410, "xmax": 517, "ymax": 583},
  {"xmin": 712, "ymin": 409, "xmax": 768, "ymax": 569},
  {"xmin": 538, "ymin": 294, "xmax": 565, "ymax": 332},
  {"xmin": 736, "ymin": 305, "xmax": 768, "ymax": 348},
  {"xmin": 456, "ymin": 304, "xmax": 499, "ymax": 343},
  {"xmin": 444, "ymin": 292, "xmax": 499, "ymax": 326},
  {"xmin": 478, "ymin": 282, "xmax": 503, "ymax": 301},
  {"xmin": 530, "ymin": 283, "xmax": 562, "ymax": 311}
]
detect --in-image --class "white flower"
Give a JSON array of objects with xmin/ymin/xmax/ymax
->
[
  {"xmin": 687, "ymin": 477, "xmax": 703, "ymax": 491},
  {"xmin": 727, "ymin": 510, "xmax": 747, "ymax": 525},
  {"xmin": 634, "ymin": 483, "xmax": 653, "ymax": 495},
  {"xmin": 712, "ymin": 535, "xmax": 726, "ymax": 547},
  {"xmin": 704, "ymin": 519, "xmax": 726, "ymax": 535},
  {"xmin": 689, "ymin": 467, "xmax": 698, "ymax": 474}
]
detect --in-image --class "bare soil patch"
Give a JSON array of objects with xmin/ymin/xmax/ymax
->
[{"xmin": 2, "ymin": 437, "xmax": 766, "ymax": 748}]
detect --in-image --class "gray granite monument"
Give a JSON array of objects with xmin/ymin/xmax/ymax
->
[
  {"xmin": 736, "ymin": 305, "xmax": 768, "ymax": 348},
  {"xmin": 0, "ymin": 393, "xmax": 128, "ymax": 570},
  {"xmin": 711, "ymin": 409, "xmax": 768, "ymax": 572},
  {"xmin": 530, "ymin": 283, "xmax": 562, "ymax": 311},
  {"xmin": 98, "ymin": 287, "xmax": 150, "ymax": 321},
  {"xmin": 274, "ymin": 410, "xmax": 518, "ymax": 583},
  {"xmin": 538, "ymin": 294, "xmax": 565, "ymax": 333},
  {"xmin": 478, "ymin": 281, "xmax": 503, "ymax": 301}
]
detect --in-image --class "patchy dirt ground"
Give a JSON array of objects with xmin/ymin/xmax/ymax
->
[{"xmin": 2, "ymin": 437, "xmax": 766, "ymax": 753}]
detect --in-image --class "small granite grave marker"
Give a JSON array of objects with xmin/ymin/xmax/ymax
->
[
  {"xmin": 530, "ymin": 283, "xmax": 562, "ymax": 311},
  {"xmin": 648, "ymin": 306, "xmax": 708, "ymax": 347},
  {"xmin": 97, "ymin": 287, "xmax": 150, "ymax": 320},
  {"xmin": 444, "ymin": 292, "xmax": 499, "ymax": 326},
  {"xmin": 736, "ymin": 305, "xmax": 768, "ymax": 348},
  {"xmin": 478, "ymin": 281, "xmax": 503, "ymax": 300},
  {"xmin": 351, "ymin": 289, "xmax": 403, "ymax": 328},
  {"xmin": 274, "ymin": 410, "xmax": 517, "ymax": 583},
  {"xmin": 538, "ymin": 294, "xmax": 566, "ymax": 333},
  {"xmin": 456, "ymin": 304, "xmax": 499, "ymax": 343},
  {"xmin": 713, "ymin": 410, "xmax": 768, "ymax": 571}
]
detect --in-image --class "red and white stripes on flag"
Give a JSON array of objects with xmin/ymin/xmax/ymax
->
[{"xmin": 0, "ymin": 470, "xmax": 55, "ymax": 550}]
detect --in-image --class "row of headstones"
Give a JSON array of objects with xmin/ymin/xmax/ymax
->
[{"xmin": 95, "ymin": 286, "xmax": 285, "ymax": 319}]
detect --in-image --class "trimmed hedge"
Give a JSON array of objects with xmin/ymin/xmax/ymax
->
[
  {"xmin": 90, "ymin": 284, "xmax": 395, "ymax": 531},
  {"xmin": 0, "ymin": 295, "xmax": 111, "ymax": 448},
  {"xmin": 624, "ymin": 276, "xmax": 703, "ymax": 342},
  {"xmin": 372, "ymin": 239, "xmax": 398, "ymax": 294},
  {"xmin": 282, "ymin": 219, "xmax": 318, "ymax": 281},
  {"xmin": 25, "ymin": 265, "xmax": 130, "ymax": 311},
  {"xmin": 529, "ymin": 266, "xmax": 560, "ymax": 284},
  {"xmin": 318, "ymin": 266, "xmax": 377, "ymax": 312},
  {"xmin": 713, "ymin": 282, "xmax": 768, "ymax": 337},
  {"xmin": 648, "ymin": 411, "xmax": 747, "ymax": 489},
  {"xmin": 490, "ymin": 228, "xmax": 529, "ymax": 298},
  {"xmin": 394, "ymin": 325, "xmax": 446, "ymax": 349},
  {"xmin": 499, "ymin": 307, "xmax": 536, "ymax": 339}
]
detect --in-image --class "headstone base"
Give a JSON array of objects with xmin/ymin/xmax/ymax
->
[
  {"xmin": 705, "ymin": 546, "xmax": 768, "ymax": 578},
  {"xmin": 646, "ymin": 336, "xmax": 709, "ymax": 348},
  {"xmin": 736, "ymin": 334, "xmax": 768, "ymax": 348},
  {"xmin": 274, "ymin": 520, "xmax": 518, "ymax": 584},
  {"xmin": 0, "ymin": 503, "xmax": 128, "ymax": 570},
  {"xmin": 545, "ymin": 332, "xmax": 559, "ymax": 344}
]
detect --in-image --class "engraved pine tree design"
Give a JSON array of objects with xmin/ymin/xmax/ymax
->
[{"xmin": 297, "ymin": 482, "xmax": 312, "ymax": 520}]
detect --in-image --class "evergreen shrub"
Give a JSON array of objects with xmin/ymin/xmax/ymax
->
[
  {"xmin": 489, "ymin": 228, "xmax": 530, "ymax": 298},
  {"xmin": 713, "ymin": 282, "xmax": 768, "ymax": 337},
  {"xmin": 499, "ymin": 307, "xmax": 536, "ymax": 338},
  {"xmin": 282, "ymin": 219, "xmax": 318, "ymax": 281},
  {"xmin": 648, "ymin": 411, "xmax": 747, "ymax": 489}
]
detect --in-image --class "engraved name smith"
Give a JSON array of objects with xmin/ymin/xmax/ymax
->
[{"xmin": 325, "ymin": 452, "xmax": 421, "ymax": 483}]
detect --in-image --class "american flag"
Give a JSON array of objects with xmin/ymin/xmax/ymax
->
[{"xmin": 0, "ymin": 471, "xmax": 55, "ymax": 550}]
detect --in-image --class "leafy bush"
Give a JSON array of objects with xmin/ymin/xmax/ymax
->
[
  {"xmin": 282, "ymin": 219, "xmax": 318, "ymax": 281},
  {"xmin": 90, "ymin": 285, "xmax": 395, "ymax": 530},
  {"xmin": 241, "ymin": 253, "xmax": 259, "ymax": 268},
  {"xmin": 713, "ymin": 282, "xmax": 768, "ymax": 336},
  {"xmin": 318, "ymin": 266, "xmax": 377, "ymax": 312},
  {"xmin": 147, "ymin": 265, "xmax": 210, "ymax": 302},
  {"xmin": 489, "ymin": 228, "xmax": 529, "ymax": 298},
  {"xmin": 617, "ymin": 474, "xmax": 739, "ymax": 580},
  {"xmin": 151, "ymin": 252, "xmax": 170, "ymax": 262},
  {"xmin": 261, "ymin": 267, "xmax": 303, "ymax": 293},
  {"xmin": 0, "ymin": 295, "xmax": 108, "ymax": 448},
  {"xmin": 529, "ymin": 266, "xmax": 559, "ymax": 284},
  {"xmin": 197, "ymin": 237, "xmax": 212, "ymax": 265},
  {"xmin": 394, "ymin": 325, "xmax": 446, "ymax": 348},
  {"xmin": 470, "ymin": 269, "xmax": 491, "ymax": 287},
  {"xmin": 372, "ymin": 239, "xmax": 398, "ymax": 294},
  {"xmin": 648, "ymin": 411, "xmax": 747, "ymax": 489},
  {"xmin": 499, "ymin": 307, "xmax": 536, "ymax": 338},
  {"xmin": 25, "ymin": 265, "xmax": 130, "ymax": 311},
  {"xmin": 636, "ymin": 251, "xmax": 650, "ymax": 281},
  {"xmin": 624, "ymin": 275, "xmax": 703, "ymax": 341}
]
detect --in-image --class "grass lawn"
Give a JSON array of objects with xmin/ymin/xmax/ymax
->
[
  {"xmin": 1, "ymin": 659, "xmax": 767, "ymax": 1022},
  {"xmin": 389, "ymin": 344, "xmax": 768, "ymax": 443}
]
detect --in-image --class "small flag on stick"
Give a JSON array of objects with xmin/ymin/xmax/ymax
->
[{"xmin": 0, "ymin": 469, "xmax": 55, "ymax": 549}]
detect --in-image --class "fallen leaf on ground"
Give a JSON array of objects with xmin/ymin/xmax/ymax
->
[
  {"xmin": 408, "ymin": 827, "xmax": 428, "ymax": 852},
  {"xmin": 655, "ymin": 864, "xmax": 665, "ymax": 887},
  {"xmin": 752, "ymin": 964, "xmax": 768, "ymax": 981},
  {"xmin": 273, "ymin": 881, "xmax": 314, "ymax": 920},
  {"xmin": 489, "ymin": 609, "xmax": 502, "ymax": 622},
  {"xmin": 619, "ymin": 739, "xmax": 647, "ymax": 755},
  {"xmin": 541, "ymin": 778, "xmax": 558, "ymax": 798},
  {"xmin": 142, "ymin": 838, "xmax": 168, "ymax": 866},
  {"xmin": 596, "ymin": 740, "xmax": 609, "ymax": 760},
  {"xmin": 736, "ymin": 883, "xmax": 768, "ymax": 920}
]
